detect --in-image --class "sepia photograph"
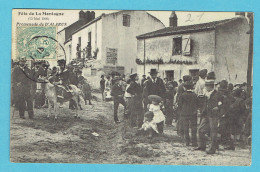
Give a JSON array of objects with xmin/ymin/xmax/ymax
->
[{"xmin": 10, "ymin": 9, "xmax": 253, "ymax": 165}]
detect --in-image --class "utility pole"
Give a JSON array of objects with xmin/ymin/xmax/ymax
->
[{"xmin": 247, "ymin": 12, "xmax": 254, "ymax": 96}]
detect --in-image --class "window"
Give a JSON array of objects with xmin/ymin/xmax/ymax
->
[
  {"xmin": 123, "ymin": 14, "xmax": 130, "ymax": 27},
  {"xmin": 78, "ymin": 37, "xmax": 81, "ymax": 45},
  {"xmin": 77, "ymin": 37, "xmax": 81, "ymax": 58},
  {"xmin": 172, "ymin": 37, "xmax": 182, "ymax": 55},
  {"xmin": 68, "ymin": 45, "xmax": 72, "ymax": 61},
  {"xmin": 88, "ymin": 32, "xmax": 92, "ymax": 57},
  {"xmin": 88, "ymin": 32, "xmax": 91, "ymax": 43},
  {"xmin": 172, "ymin": 35, "xmax": 191, "ymax": 56}
]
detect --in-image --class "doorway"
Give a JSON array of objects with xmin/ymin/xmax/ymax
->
[{"xmin": 165, "ymin": 70, "xmax": 174, "ymax": 81}]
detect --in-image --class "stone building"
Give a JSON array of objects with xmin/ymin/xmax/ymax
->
[
  {"xmin": 136, "ymin": 12, "xmax": 250, "ymax": 84},
  {"xmin": 70, "ymin": 10, "xmax": 165, "ymax": 75}
]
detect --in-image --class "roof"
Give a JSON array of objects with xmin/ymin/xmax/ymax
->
[
  {"xmin": 137, "ymin": 17, "xmax": 244, "ymax": 39},
  {"xmin": 72, "ymin": 15, "xmax": 103, "ymax": 35}
]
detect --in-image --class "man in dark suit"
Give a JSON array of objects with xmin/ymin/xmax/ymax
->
[
  {"xmin": 12, "ymin": 58, "xmax": 34, "ymax": 119},
  {"xmin": 145, "ymin": 69, "xmax": 166, "ymax": 103},
  {"xmin": 195, "ymin": 72, "xmax": 223, "ymax": 154},
  {"xmin": 111, "ymin": 76, "xmax": 125, "ymax": 124},
  {"xmin": 178, "ymin": 80, "xmax": 199, "ymax": 146},
  {"xmin": 176, "ymin": 75, "xmax": 192, "ymax": 137}
]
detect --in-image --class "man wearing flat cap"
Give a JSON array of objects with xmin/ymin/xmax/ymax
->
[
  {"xmin": 178, "ymin": 80, "xmax": 199, "ymax": 146},
  {"xmin": 195, "ymin": 72, "xmax": 223, "ymax": 154},
  {"xmin": 111, "ymin": 76, "xmax": 125, "ymax": 124},
  {"xmin": 176, "ymin": 75, "xmax": 192, "ymax": 136}
]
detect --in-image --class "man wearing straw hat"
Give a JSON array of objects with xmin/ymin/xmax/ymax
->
[{"xmin": 195, "ymin": 72, "xmax": 223, "ymax": 154}]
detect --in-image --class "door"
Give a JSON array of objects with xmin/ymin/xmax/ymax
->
[{"xmin": 165, "ymin": 70, "xmax": 174, "ymax": 81}]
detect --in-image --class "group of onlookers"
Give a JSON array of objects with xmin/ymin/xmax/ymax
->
[
  {"xmin": 11, "ymin": 58, "xmax": 93, "ymax": 119},
  {"xmin": 101, "ymin": 68, "xmax": 252, "ymax": 155}
]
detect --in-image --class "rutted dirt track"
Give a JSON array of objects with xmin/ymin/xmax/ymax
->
[{"xmin": 10, "ymin": 95, "xmax": 251, "ymax": 165}]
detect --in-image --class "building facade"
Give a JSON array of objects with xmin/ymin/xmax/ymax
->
[
  {"xmin": 70, "ymin": 11, "xmax": 165, "ymax": 75},
  {"xmin": 136, "ymin": 15, "xmax": 250, "ymax": 84}
]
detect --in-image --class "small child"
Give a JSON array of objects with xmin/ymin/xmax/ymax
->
[
  {"xmin": 141, "ymin": 111, "xmax": 159, "ymax": 134},
  {"xmin": 148, "ymin": 95, "xmax": 166, "ymax": 134}
]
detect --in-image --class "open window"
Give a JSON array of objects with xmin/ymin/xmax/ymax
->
[
  {"xmin": 172, "ymin": 37, "xmax": 182, "ymax": 55},
  {"xmin": 172, "ymin": 35, "xmax": 191, "ymax": 56}
]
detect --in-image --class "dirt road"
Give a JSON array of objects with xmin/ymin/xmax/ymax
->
[{"xmin": 10, "ymin": 95, "xmax": 251, "ymax": 165}]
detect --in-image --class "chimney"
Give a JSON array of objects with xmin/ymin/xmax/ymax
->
[
  {"xmin": 169, "ymin": 11, "xmax": 178, "ymax": 27},
  {"xmin": 235, "ymin": 12, "xmax": 246, "ymax": 17},
  {"xmin": 79, "ymin": 10, "xmax": 85, "ymax": 20},
  {"xmin": 85, "ymin": 11, "xmax": 91, "ymax": 23},
  {"xmin": 90, "ymin": 11, "xmax": 95, "ymax": 20}
]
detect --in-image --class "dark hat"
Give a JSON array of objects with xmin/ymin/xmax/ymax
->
[
  {"xmin": 205, "ymin": 72, "xmax": 216, "ymax": 85},
  {"xmin": 130, "ymin": 73, "xmax": 137, "ymax": 80},
  {"xmin": 206, "ymin": 72, "xmax": 216, "ymax": 80},
  {"xmin": 198, "ymin": 69, "xmax": 208, "ymax": 78},
  {"xmin": 183, "ymin": 75, "xmax": 192, "ymax": 82},
  {"xmin": 34, "ymin": 61, "xmax": 41, "ymax": 64},
  {"xmin": 233, "ymin": 88, "xmax": 242, "ymax": 97},
  {"xmin": 57, "ymin": 59, "xmax": 66, "ymax": 65},
  {"xmin": 149, "ymin": 69, "xmax": 159, "ymax": 75},
  {"xmin": 183, "ymin": 81, "xmax": 194, "ymax": 89},
  {"xmin": 148, "ymin": 95, "xmax": 162, "ymax": 103},
  {"xmin": 219, "ymin": 80, "xmax": 228, "ymax": 90}
]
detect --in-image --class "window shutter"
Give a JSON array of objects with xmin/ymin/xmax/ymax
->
[{"xmin": 182, "ymin": 35, "xmax": 191, "ymax": 56}]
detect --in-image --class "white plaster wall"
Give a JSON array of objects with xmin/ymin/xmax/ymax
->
[
  {"xmin": 102, "ymin": 11, "xmax": 165, "ymax": 74},
  {"xmin": 137, "ymin": 30, "xmax": 216, "ymax": 81}
]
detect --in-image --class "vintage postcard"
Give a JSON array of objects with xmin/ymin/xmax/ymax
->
[{"xmin": 11, "ymin": 9, "xmax": 253, "ymax": 165}]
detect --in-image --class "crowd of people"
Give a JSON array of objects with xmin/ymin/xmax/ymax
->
[
  {"xmin": 11, "ymin": 58, "xmax": 252, "ymax": 155},
  {"xmin": 11, "ymin": 58, "xmax": 93, "ymax": 119},
  {"xmin": 101, "ymin": 68, "xmax": 252, "ymax": 155}
]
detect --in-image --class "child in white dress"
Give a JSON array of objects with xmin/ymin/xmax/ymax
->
[
  {"xmin": 140, "ymin": 95, "xmax": 165, "ymax": 135},
  {"xmin": 141, "ymin": 111, "xmax": 159, "ymax": 134}
]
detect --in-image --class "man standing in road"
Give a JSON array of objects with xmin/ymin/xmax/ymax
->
[
  {"xmin": 144, "ymin": 69, "xmax": 166, "ymax": 106},
  {"xmin": 195, "ymin": 72, "xmax": 223, "ymax": 154},
  {"xmin": 12, "ymin": 58, "xmax": 34, "ymax": 119},
  {"xmin": 111, "ymin": 76, "xmax": 126, "ymax": 124}
]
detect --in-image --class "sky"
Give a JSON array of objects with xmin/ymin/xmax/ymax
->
[{"xmin": 59, "ymin": 10, "xmax": 237, "ymax": 31}]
